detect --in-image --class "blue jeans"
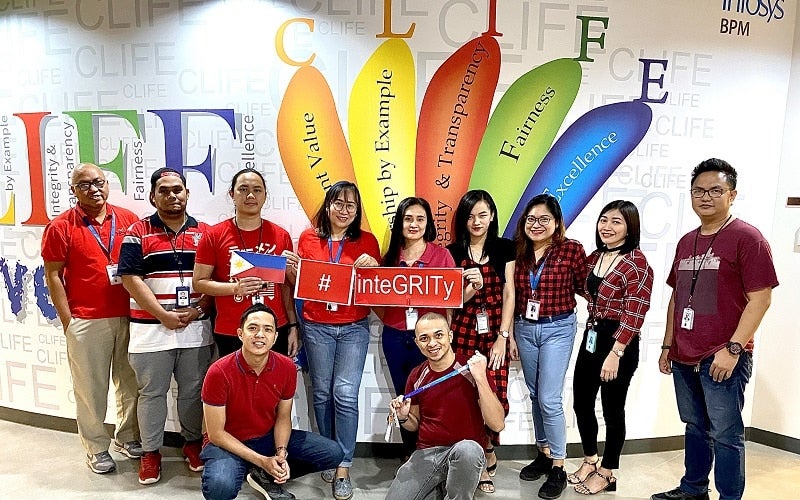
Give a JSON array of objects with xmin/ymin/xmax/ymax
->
[
  {"xmin": 382, "ymin": 324, "xmax": 427, "ymax": 456},
  {"xmin": 200, "ymin": 429, "xmax": 343, "ymax": 500},
  {"xmin": 672, "ymin": 352, "xmax": 752, "ymax": 500},
  {"xmin": 303, "ymin": 318, "xmax": 370, "ymax": 467},
  {"xmin": 515, "ymin": 313, "xmax": 577, "ymax": 460}
]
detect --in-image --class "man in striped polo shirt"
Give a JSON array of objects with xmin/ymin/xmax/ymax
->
[{"xmin": 118, "ymin": 167, "xmax": 214, "ymax": 485}]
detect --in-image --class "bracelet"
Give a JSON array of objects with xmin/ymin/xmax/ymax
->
[
  {"xmin": 274, "ymin": 446, "xmax": 288, "ymax": 457},
  {"xmin": 397, "ymin": 417, "xmax": 409, "ymax": 425},
  {"xmin": 286, "ymin": 322, "xmax": 299, "ymax": 329},
  {"xmin": 195, "ymin": 305, "xmax": 204, "ymax": 317},
  {"xmin": 472, "ymin": 282, "xmax": 483, "ymax": 290},
  {"xmin": 661, "ymin": 345, "xmax": 671, "ymax": 349}
]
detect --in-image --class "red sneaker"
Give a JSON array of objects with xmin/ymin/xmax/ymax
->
[
  {"xmin": 183, "ymin": 440, "xmax": 204, "ymax": 472},
  {"xmin": 138, "ymin": 451, "xmax": 161, "ymax": 485}
]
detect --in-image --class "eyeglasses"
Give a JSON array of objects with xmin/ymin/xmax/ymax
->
[
  {"xmin": 525, "ymin": 215, "xmax": 552, "ymax": 226},
  {"xmin": 690, "ymin": 187, "xmax": 729, "ymax": 199},
  {"xmin": 73, "ymin": 179, "xmax": 107, "ymax": 192},
  {"xmin": 331, "ymin": 200, "xmax": 357, "ymax": 214}
]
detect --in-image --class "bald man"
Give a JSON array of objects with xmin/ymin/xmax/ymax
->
[{"xmin": 42, "ymin": 163, "xmax": 142, "ymax": 474}]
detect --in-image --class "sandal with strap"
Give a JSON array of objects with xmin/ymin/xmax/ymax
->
[
  {"xmin": 567, "ymin": 458, "xmax": 599, "ymax": 484},
  {"xmin": 477, "ymin": 479, "xmax": 495, "ymax": 494},
  {"xmin": 485, "ymin": 447, "xmax": 497, "ymax": 477},
  {"xmin": 574, "ymin": 470, "xmax": 617, "ymax": 495}
]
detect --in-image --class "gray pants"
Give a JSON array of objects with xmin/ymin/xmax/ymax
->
[
  {"xmin": 128, "ymin": 345, "xmax": 213, "ymax": 452},
  {"xmin": 386, "ymin": 440, "xmax": 485, "ymax": 500}
]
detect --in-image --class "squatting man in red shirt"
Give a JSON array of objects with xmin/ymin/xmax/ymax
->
[
  {"xmin": 386, "ymin": 312, "xmax": 505, "ymax": 500},
  {"xmin": 199, "ymin": 303, "xmax": 343, "ymax": 500}
]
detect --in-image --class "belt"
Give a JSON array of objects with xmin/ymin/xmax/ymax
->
[{"xmin": 518, "ymin": 311, "xmax": 573, "ymax": 324}]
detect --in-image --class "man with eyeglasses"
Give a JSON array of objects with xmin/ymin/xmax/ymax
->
[
  {"xmin": 652, "ymin": 158, "xmax": 778, "ymax": 500},
  {"xmin": 42, "ymin": 163, "xmax": 143, "ymax": 473},
  {"xmin": 386, "ymin": 312, "xmax": 505, "ymax": 500}
]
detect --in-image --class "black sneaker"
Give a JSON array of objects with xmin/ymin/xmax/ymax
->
[
  {"xmin": 651, "ymin": 487, "xmax": 710, "ymax": 500},
  {"xmin": 538, "ymin": 466, "xmax": 567, "ymax": 499},
  {"xmin": 246, "ymin": 467, "xmax": 296, "ymax": 500},
  {"xmin": 519, "ymin": 451, "xmax": 553, "ymax": 481}
]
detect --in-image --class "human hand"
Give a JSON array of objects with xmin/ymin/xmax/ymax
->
[
  {"xmin": 710, "ymin": 348, "xmax": 738, "ymax": 382},
  {"xmin": 390, "ymin": 395, "xmax": 411, "ymax": 419},
  {"xmin": 488, "ymin": 338, "xmax": 506, "ymax": 370},
  {"xmin": 233, "ymin": 277, "xmax": 263, "ymax": 296},
  {"xmin": 658, "ymin": 349, "xmax": 671, "ymax": 374},
  {"xmin": 600, "ymin": 354, "xmax": 619, "ymax": 382},
  {"xmin": 353, "ymin": 253, "xmax": 379, "ymax": 268}
]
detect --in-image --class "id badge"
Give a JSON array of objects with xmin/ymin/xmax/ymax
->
[
  {"xmin": 585, "ymin": 328, "xmax": 597, "ymax": 353},
  {"xmin": 681, "ymin": 307, "xmax": 694, "ymax": 330},
  {"xmin": 476, "ymin": 311, "xmax": 490, "ymax": 334},
  {"xmin": 326, "ymin": 302, "xmax": 338, "ymax": 312},
  {"xmin": 405, "ymin": 308, "xmax": 419, "ymax": 330},
  {"xmin": 106, "ymin": 264, "xmax": 122, "ymax": 285},
  {"xmin": 525, "ymin": 299, "xmax": 540, "ymax": 321},
  {"xmin": 176, "ymin": 286, "xmax": 190, "ymax": 308},
  {"xmin": 251, "ymin": 293, "xmax": 265, "ymax": 305}
]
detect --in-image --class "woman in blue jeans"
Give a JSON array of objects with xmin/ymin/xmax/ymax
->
[
  {"xmin": 285, "ymin": 181, "xmax": 381, "ymax": 500},
  {"xmin": 511, "ymin": 194, "xmax": 588, "ymax": 500}
]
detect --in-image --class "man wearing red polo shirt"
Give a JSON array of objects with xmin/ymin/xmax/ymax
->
[
  {"xmin": 42, "ymin": 163, "xmax": 142, "ymax": 474},
  {"xmin": 200, "ymin": 303, "xmax": 342, "ymax": 500}
]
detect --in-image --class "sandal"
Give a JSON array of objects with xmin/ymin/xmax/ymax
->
[
  {"xmin": 477, "ymin": 479, "xmax": 495, "ymax": 494},
  {"xmin": 567, "ymin": 458, "xmax": 599, "ymax": 484},
  {"xmin": 574, "ymin": 470, "xmax": 617, "ymax": 495},
  {"xmin": 485, "ymin": 447, "xmax": 497, "ymax": 477}
]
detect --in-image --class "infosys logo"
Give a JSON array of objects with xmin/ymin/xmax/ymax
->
[{"xmin": 721, "ymin": 0, "xmax": 785, "ymax": 23}]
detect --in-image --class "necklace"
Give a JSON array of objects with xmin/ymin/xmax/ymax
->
[{"xmin": 234, "ymin": 215, "xmax": 264, "ymax": 252}]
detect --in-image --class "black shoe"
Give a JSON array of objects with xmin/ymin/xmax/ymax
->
[
  {"xmin": 651, "ymin": 487, "xmax": 710, "ymax": 500},
  {"xmin": 538, "ymin": 466, "xmax": 567, "ymax": 499},
  {"xmin": 246, "ymin": 468, "xmax": 296, "ymax": 500},
  {"xmin": 519, "ymin": 451, "xmax": 553, "ymax": 481}
]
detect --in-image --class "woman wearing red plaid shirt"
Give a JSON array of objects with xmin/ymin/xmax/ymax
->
[
  {"xmin": 568, "ymin": 200, "xmax": 653, "ymax": 495},
  {"xmin": 513, "ymin": 194, "xmax": 589, "ymax": 500}
]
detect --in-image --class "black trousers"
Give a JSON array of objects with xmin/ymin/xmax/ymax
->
[{"xmin": 572, "ymin": 321, "xmax": 639, "ymax": 470}]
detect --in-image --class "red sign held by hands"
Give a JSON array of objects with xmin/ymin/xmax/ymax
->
[{"xmin": 353, "ymin": 267, "xmax": 463, "ymax": 308}]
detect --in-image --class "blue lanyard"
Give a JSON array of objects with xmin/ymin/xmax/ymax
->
[
  {"xmin": 528, "ymin": 256, "xmax": 547, "ymax": 294},
  {"xmin": 83, "ymin": 212, "xmax": 116, "ymax": 263},
  {"xmin": 327, "ymin": 237, "xmax": 346, "ymax": 263}
]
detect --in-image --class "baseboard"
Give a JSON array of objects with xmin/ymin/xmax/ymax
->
[{"xmin": 2, "ymin": 406, "xmax": 797, "ymax": 457}]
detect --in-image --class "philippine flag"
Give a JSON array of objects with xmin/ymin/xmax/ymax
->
[{"xmin": 229, "ymin": 251, "xmax": 287, "ymax": 283}]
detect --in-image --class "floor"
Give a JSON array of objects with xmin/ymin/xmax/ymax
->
[{"xmin": 1, "ymin": 419, "xmax": 798, "ymax": 499}]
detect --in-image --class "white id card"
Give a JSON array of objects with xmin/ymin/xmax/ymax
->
[
  {"xmin": 405, "ymin": 308, "xmax": 419, "ymax": 330},
  {"xmin": 251, "ymin": 293, "xmax": 265, "ymax": 305},
  {"xmin": 106, "ymin": 264, "xmax": 122, "ymax": 285},
  {"xmin": 326, "ymin": 302, "xmax": 338, "ymax": 312},
  {"xmin": 526, "ymin": 299, "xmax": 541, "ymax": 321},
  {"xmin": 681, "ymin": 307, "xmax": 694, "ymax": 330},
  {"xmin": 476, "ymin": 311, "xmax": 490, "ymax": 334},
  {"xmin": 585, "ymin": 329, "xmax": 597, "ymax": 353},
  {"xmin": 176, "ymin": 286, "xmax": 190, "ymax": 308}
]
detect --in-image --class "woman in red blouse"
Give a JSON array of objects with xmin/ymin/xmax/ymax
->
[
  {"xmin": 569, "ymin": 200, "xmax": 653, "ymax": 495},
  {"xmin": 513, "ymin": 194, "xmax": 588, "ymax": 500}
]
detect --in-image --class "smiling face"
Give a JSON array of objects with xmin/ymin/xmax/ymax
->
[
  {"xmin": 467, "ymin": 200, "xmax": 494, "ymax": 241},
  {"xmin": 71, "ymin": 164, "xmax": 109, "ymax": 214},
  {"xmin": 151, "ymin": 174, "xmax": 188, "ymax": 218},
  {"xmin": 328, "ymin": 188, "xmax": 358, "ymax": 235},
  {"xmin": 597, "ymin": 208, "xmax": 627, "ymax": 249},
  {"xmin": 237, "ymin": 310, "xmax": 277, "ymax": 357},
  {"xmin": 414, "ymin": 316, "xmax": 454, "ymax": 363},
  {"xmin": 402, "ymin": 204, "xmax": 428, "ymax": 244},
  {"xmin": 230, "ymin": 172, "xmax": 267, "ymax": 217},
  {"xmin": 523, "ymin": 204, "xmax": 556, "ymax": 247}
]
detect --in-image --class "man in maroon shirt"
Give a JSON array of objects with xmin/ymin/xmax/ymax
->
[
  {"xmin": 41, "ymin": 163, "xmax": 142, "ymax": 474},
  {"xmin": 386, "ymin": 312, "xmax": 505, "ymax": 500}
]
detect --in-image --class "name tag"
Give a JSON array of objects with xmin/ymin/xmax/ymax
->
[
  {"xmin": 405, "ymin": 307, "xmax": 419, "ymax": 330},
  {"xmin": 176, "ymin": 286, "xmax": 190, "ymax": 308},
  {"xmin": 525, "ymin": 299, "xmax": 540, "ymax": 321},
  {"xmin": 681, "ymin": 307, "xmax": 694, "ymax": 330},
  {"xmin": 476, "ymin": 311, "xmax": 490, "ymax": 334},
  {"xmin": 106, "ymin": 264, "xmax": 122, "ymax": 285},
  {"xmin": 585, "ymin": 328, "xmax": 597, "ymax": 353},
  {"xmin": 252, "ymin": 293, "xmax": 265, "ymax": 305},
  {"xmin": 326, "ymin": 302, "xmax": 338, "ymax": 312}
]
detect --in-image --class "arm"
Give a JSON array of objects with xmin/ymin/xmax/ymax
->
[
  {"xmin": 709, "ymin": 287, "xmax": 772, "ymax": 382},
  {"xmin": 659, "ymin": 292, "xmax": 676, "ymax": 374},
  {"xmin": 282, "ymin": 250, "xmax": 299, "ymax": 286},
  {"xmin": 268, "ymin": 398, "xmax": 294, "ymax": 483},
  {"xmin": 204, "ymin": 404, "xmax": 275, "ymax": 473},
  {"xmin": 122, "ymin": 275, "xmax": 189, "ymax": 330},
  {"xmin": 390, "ymin": 396, "xmax": 421, "ymax": 433},
  {"xmin": 280, "ymin": 284, "xmax": 300, "ymax": 358},
  {"xmin": 43, "ymin": 261, "xmax": 71, "ymax": 332},
  {"xmin": 502, "ymin": 261, "xmax": 519, "ymax": 362},
  {"xmin": 468, "ymin": 352, "xmax": 506, "ymax": 432}
]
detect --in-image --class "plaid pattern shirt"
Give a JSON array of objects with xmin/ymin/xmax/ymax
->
[
  {"xmin": 586, "ymin": 248, "xmax": 653, "ymax": 345},
  {"xmin": 514, "ymin": 238, "xmax": 588, "ymax": 318}
]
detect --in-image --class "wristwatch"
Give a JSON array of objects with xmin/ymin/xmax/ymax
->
[
  {"xmin": 611, "ymin": 349, "xmax": 624, "ymax": 358},
  {"xmin": 726, "ymin": 341, "xmax": 743, "ymax": 356},
  {"xmin": 499, "ymin": 330, "xmax": 509, "ymax": 338}
]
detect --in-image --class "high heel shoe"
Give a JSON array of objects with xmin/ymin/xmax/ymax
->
[
  {"xmin": 567, "ymin": 458, "xmax": 599, "ymax": 484},
  {"xmin": 485, "ymin": 447, "xmax": 497, "ymax": 477},
  {"xmin": 574, "ymin": 470, "xmax": 617, "ymax": 495}
]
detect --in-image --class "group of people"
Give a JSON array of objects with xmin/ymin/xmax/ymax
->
[{"xmin": 40, "ymin": 157, "xmax": 777, "ymax": 500}]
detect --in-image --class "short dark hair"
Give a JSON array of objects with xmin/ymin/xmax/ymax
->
[
  {"xmin": 238, "ymin": 303, "xmax": 277, "ymax": 329},
  {"xmin": 594, "ymin": 200, "xmax": 641, "ymax": 253},
  {"xmin": 514, "ymin": 194, "xmax": 565, "ymax": 267},
  {"xmin": 383, "ymin": 197, "xmax": 437, "ymax": 265},
  {"xmin": 690, "ymin": 158, "xmax": 737, "ymax": 190},
  {"xmin": 312, "ymin": 181, "xmax": 363, "ymax": 240},
  {"xmin": 150, "ymin": 167, "xmax": 186, "ymax": 191},
  {"xmin": 229, "ymin": 167, "xmax": 266, "ymax": 194}
]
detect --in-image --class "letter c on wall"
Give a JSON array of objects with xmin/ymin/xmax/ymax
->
[{"xmin": 276, "ymin": 18, "xmax": 316, "ymax": 67}]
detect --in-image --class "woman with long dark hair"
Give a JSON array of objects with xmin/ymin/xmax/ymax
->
[
  {"xmin": 513, "ymin": 194, "xmax": 588, "ymax": 500},
  {"xmin": 569, "ymin": 200, "xmax": 653, "ymax": 495},
  {"xmin": 446, "ymin": 190, "xmax": 515, "ymax": 494}
]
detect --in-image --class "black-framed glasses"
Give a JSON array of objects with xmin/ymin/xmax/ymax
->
[
  {"xmin": 331, "ymin": 200, "xmax": 357, "ymax": 214},
  {"xmin": 525, "ymin": 215, "xmax": 552, "ymax": 226},
  {"xmin": 73, "ymin": 179, "xmax": 107, "ymax": 192},
  {"xmin": 690, "ymin": 187, "xmax": 729, "ymax": 199}
]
